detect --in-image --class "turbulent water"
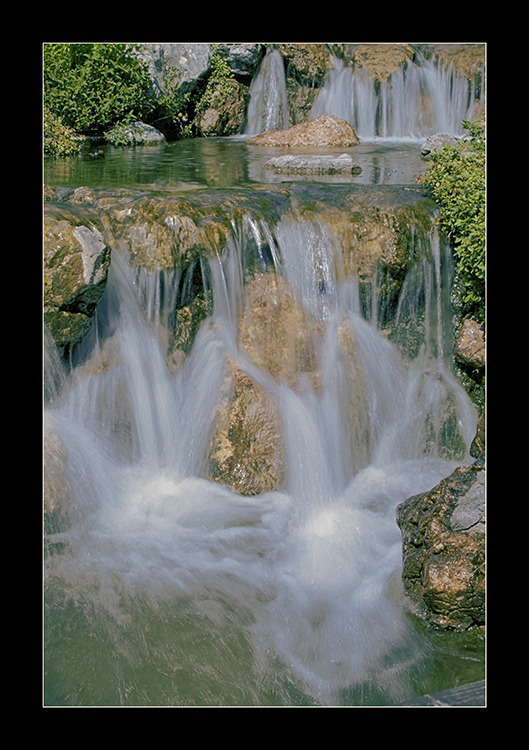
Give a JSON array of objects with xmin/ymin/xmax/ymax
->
[
  {"xmin": 44, "ymin": 203, "xmax": 483, "ymax": 706},
  {"xmin": 311, "ymin": 54, "xmax": 484, "ymax": 141},
  {"xmin": 44, "ymin": 45, "xmax": 485, "ymax": 707}
]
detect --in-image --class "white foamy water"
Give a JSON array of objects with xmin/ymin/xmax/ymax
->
[{"xmin": 44, "ymin": 212, "xmax": 479, "ymax": 706}]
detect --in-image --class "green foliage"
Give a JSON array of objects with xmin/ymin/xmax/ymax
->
[
  {"xmin": 43, "ymin": 43, "xmax": 150, "ymax": 135},
  {"xmin": 421, "ymin": 119, "xmax": 486, "ymax": 322},
  {"xmin": 145, "ymin": 69, "xmax": 194, "ymax": 139},
  {"xmin": 43, "ymin": 105, "xmax": 85, "ymax": 156},
  {"xmin": 195, "ymin": 47, "xmax": 235, "ymax": 122}
]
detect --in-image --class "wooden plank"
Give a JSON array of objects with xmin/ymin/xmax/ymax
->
[{"xmin": 394, "ymin": 680, "xmax": 486, "ymax": 707}]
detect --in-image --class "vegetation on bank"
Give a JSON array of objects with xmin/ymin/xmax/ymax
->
[
  {"xmin": 421, "ymin": 119, "xmax": 486, "ymax": 325},
  {"xmin": 43, "ymin": 44, "xmax": 152, "ymax": 154},
  {"xmin": 43, "ymin": 43, "xmax": 485, "ymax": 332},
  {"xmin": 43, "ymin": 43, "xmax": 238, "ymax": 154}
]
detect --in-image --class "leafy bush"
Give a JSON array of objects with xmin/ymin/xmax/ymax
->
[
  {"xmin": 43, "ymin": 105, "xmax": 85, "ymax": 156},
  {"xmin": 43, "ymin": 43, "xmax": 151, "ymax": 135},
  {"xmin": 145, "ymin": 70, "xmax": 194, "ymax": 139},
  {"xmin": 421, "ymin": 119, "xmax": 486, "ymax": 323},
  {"xmin": 195, "ymin": 48, "xmax": 235, "ymax": 122}
]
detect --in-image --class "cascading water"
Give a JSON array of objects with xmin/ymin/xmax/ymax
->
[
  {"xmin": 311, "ymin": 54, "xmax": 484, "ymax": 141},
  {"xmin": 244, "ymin": 48, "xmax": 290, "ymax": 136},
  {"xmin": 44, "ymin": 197, "xmax": 480, "ymax": 705}
]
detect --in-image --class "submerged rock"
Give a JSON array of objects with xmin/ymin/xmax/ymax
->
[
  {"xmin": 265, "ymin": 153, "xmax": 361, "ymax": 175},
  {"xmin": 396, "ymin": 456, "xmax": 485, "ymax": 630},
  {"xmin": 248, "ymin": 114, "xmax": 360, "ymax": 147}
]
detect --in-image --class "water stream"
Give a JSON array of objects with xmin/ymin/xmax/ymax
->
[
  {"xmin": 311, "ymin": 54, "xmax": 484, "ymax": 141},
  {"xmin": 43, "ymin": 49, "xmax": 485, "ymax": 706}
]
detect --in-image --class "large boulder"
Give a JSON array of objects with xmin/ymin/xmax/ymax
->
[
  {"xmin": 396, "ymin": 456, "xmax": 485, "ymax": 630},
  {"xmin": 214, "ymin": 43, "xmax": 264, "ymax": 81},
  {"xmin": 247, "ymin": 114, "xmax": 360, "ymax": 147},
  {"xmin": 138, "ymin": 43, "xmax": 212, "ymax": 98}
]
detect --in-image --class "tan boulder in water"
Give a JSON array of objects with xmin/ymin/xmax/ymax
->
[
  {"xmin": 247, "ymin": 114, "xmax": 360, "ymax": 147},
  {"xmin": 207, "ymin": 271, "xmax": 323, "ymax": 496}
]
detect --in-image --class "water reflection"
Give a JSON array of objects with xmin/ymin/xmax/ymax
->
[{"xmin": 44, "ymin": 137, "xmax": 427, "ymax": 191}]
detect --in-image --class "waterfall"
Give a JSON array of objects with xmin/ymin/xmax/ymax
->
[
  {"xmin": 311, "ymin": 55, "xmax": 483, "ymax": 141},
  {"xmin": 244, "ymin": 48, "xmax": 290, "ymax": 136},
  {"xmin": 44, "ymin": 204, "xmax": 478, "ymax": 707}
]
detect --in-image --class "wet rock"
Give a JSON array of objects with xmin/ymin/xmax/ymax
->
[
  {"xmin": 198, "ymin": 78, "xmax": 250, "ymax": 137},
  {"xmin": 214, "ymin": 43, "xmax": 264, "ymax": 80},
  {"xmin": 454, "ymin": 317, "xmax": 485, "ymax": 369},
  {"xmin": 470, "ymin": 410, "xmax": 485, "ymax": 459},
  {"xmin": 276, "ymin": 44, "xmax": 328, "ymax": 87},
  {"xmin": 139, "ymin": 43, "xmax": 212, "ymax": 98},
  {"xmin": 248, "ymin": 114, "xmax": 360, "ymax": 147},
  {"xmin": 43, "ymin": 204, "xmax": 111, "ymax": 355},
  {"xmin": 350, "ymin": 44, "xmax": 416, "ymax": 82},
  {"xmin": 207, "ymin": 271, "xmax": 323, "ymax": 495},
  {"xmin": 396, "ymin": 456, "xmax": 485, "ymax": 630},
  {"xmin": 208, "ymin": 360, "xmax": 286, "ymax": 496},
  {"xmin": 239, "ymin": 272, "xmax": 322, "ymax": 392},
  {"xmin": 421, "ymin": 133, "xmax": 459, "ymax": 156},
  {"xmin": 418, "ymin": 44, "xmax": 486, "ymax": 79},
  {"xmin": 265, "ymin": 153, "xmax": 361, "ymax": 175}
]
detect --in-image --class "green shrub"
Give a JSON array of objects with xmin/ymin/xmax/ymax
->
[
  {"xmin": 421, "ymin": 119, "xmax": 486, "ymax": 323},
  {"xmin": 145, "ymin": 70, "xmax": 194, "ymax": 139},
  {"xmin": 43, "ymin": 43, "xmax": 151, "ymax": 135},
  {"xmin": 43, "ymin": 105, "xmax": 85, "ymax": 156},
  {"xmin": 195, "ymin": 47, "xmax": 235, "ymax": 122}
]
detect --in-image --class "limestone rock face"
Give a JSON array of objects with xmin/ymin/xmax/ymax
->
[
  {"xmin": 207, "ymin": 272, "xmax": 323, "ymax": 495},
  {"xmin": 396, "ymin": 457, "xmax": 485, "ymax": 630},
  {"xmin": 198, "ymin": 78, "xmax": 250, "ymax": 137},
  {"xmin": 43, "ymin": 204, "xmax": 111, "ymax": 354},
  {"xmin": 454, "ymin": 317, "xmax": 485, "ymax": 369},
  {"xmin": 350, "ymin": 44, "xmax": 416, "ymax": 82},
  {"xmin": 208, "ymin": 361, "xmax": 286, "ymax": 496},
  {"xmin": 276, "ymin": 44, "xmax": 328, "ymax": 86},
  {"xmin": 139, "ymin": 43, "xmax": 212, "ymax": 98},
  {"xmin": 214, "ymin": 43, "xmax": 264, "ymax": 80},
  {"xmin": 239, "ymin": 272, "xmax": 322, "ymax": 392},
  {"xmin": 248, "ymin": 114, "xmax": 360, "ymax": 147}
]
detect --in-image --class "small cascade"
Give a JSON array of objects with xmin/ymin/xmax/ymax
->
[
  {"xmin": 244, "ymin": 48, "xmax": 290, "ymax": 136},
  {"xmin": 44, "ymin": 195, "xmax": 479, "ymax": 706},
  {"xmin": 311, "ymin": 55, "xmax": 483, "ymax": 141}
]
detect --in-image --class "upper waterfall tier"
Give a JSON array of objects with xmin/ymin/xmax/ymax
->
[{"xmin": 311, "ymin": 55, "xmax": 485, "ymax": 141}]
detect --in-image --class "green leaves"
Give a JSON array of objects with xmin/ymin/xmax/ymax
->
[
  {"xmin": 43, "ymin": 43, "xmax": 150, "ymax": 135},
  {"xmin": 422, "ymin": 119, "xmax": 486, "ymax": 322}
]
